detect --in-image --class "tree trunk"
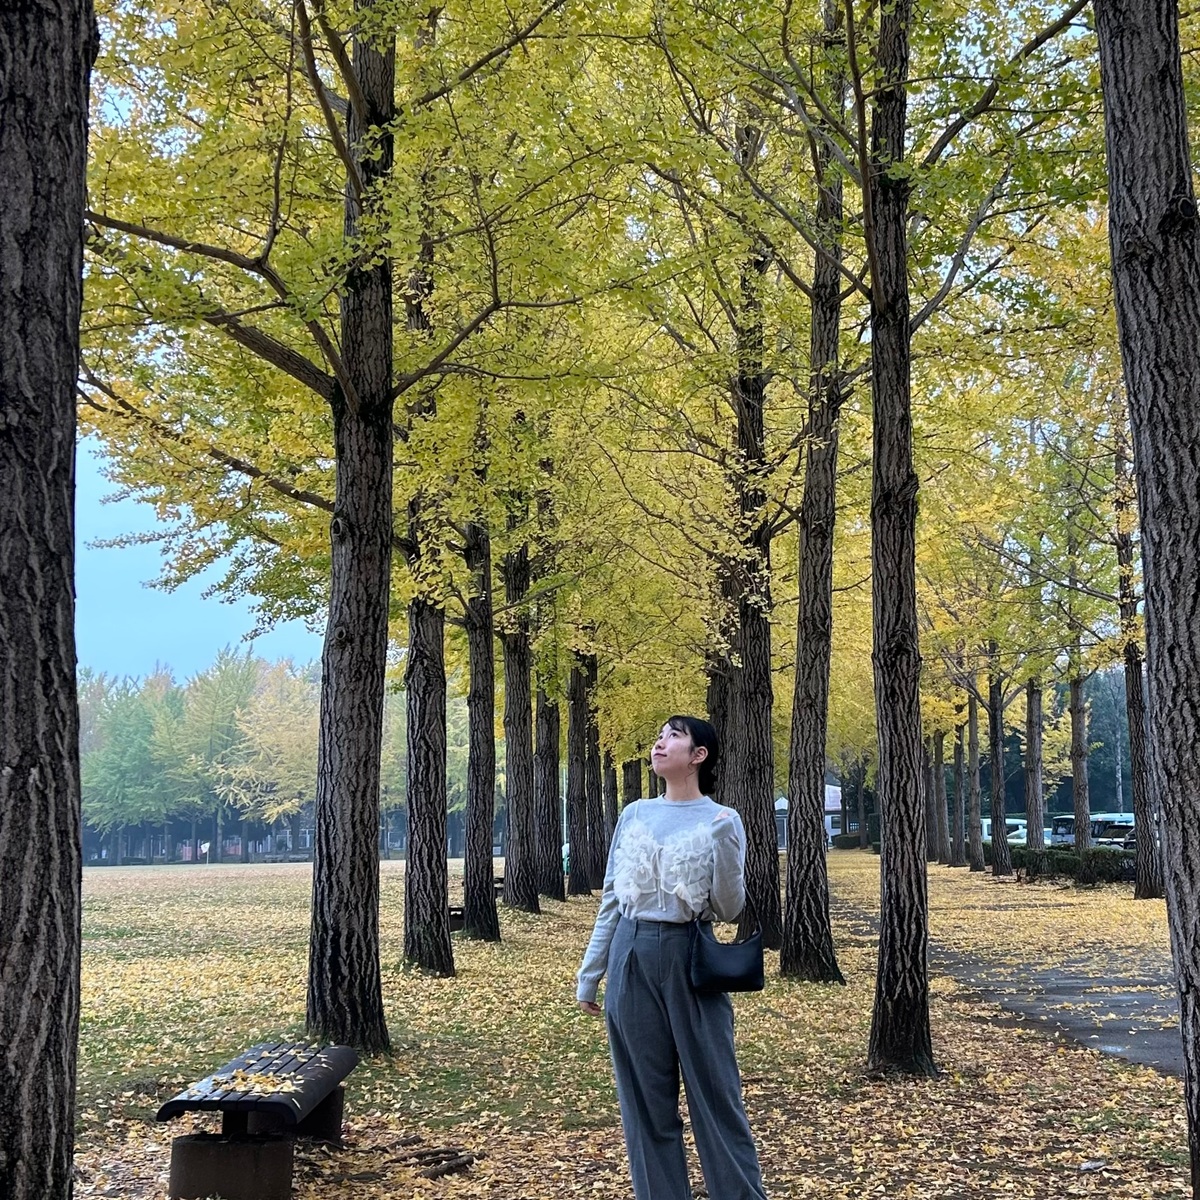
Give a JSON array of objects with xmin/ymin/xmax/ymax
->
[
  {"xmin": 0, "ymin": 3, "xmax": 93, "ymax": 1190},
  {"xmin": 534, "ymin": 687, "xmax": 565, "ymax": 900},
  {"xmin": 582, "ymin": 653, "xmax": 608, "ymax": 880},
  {"xmin": 1115, "ymin": 433, "xmax": 1163, "ymax": 897},
  {"xmin": 1024, "ymin": 678, "xmax": 1045, "ymax": 854},
  {"xmin": 402, "ymin": 597, "xmax": 454, "ymax": 975},
  {"xmin": 923, "ymin": 738, "xmax": 937, "ymax": 862},
  {"xmin": 602, "ymin": 751, "xmax": 619, "ymax": 837},
  {"xmin": 864, "ymin": 0, "xmax": 934, "ymax": 1077},
  {"xmin": 1094, "ymin": 4, "xmax": 1200, "ymax": 1184},
  {"xmin": 240, "ymin": 817, "xmax": 250, "ymax": 863},
  {"xmin": 163, "ymin": 820, "xmax": 173, "ymax": 863},
  {"xmin": 305, "ymin": 9, "xmax": 395, "ymax": 1051},
  {"xmin": 987, "ymin": 666, "xmax": 1013, "ymax": 875},
  {"xmin": 1069, "ymin": 672, "xmax": 1092, "ymax": 854},
  {"xmin": 727, "ymin": 209, "xmax": 782, "ymax": 950},
  {"xmin": 934, "ymin": 731, "xmax": 950, "ymax": 864},
  {"xmin": 705, "ymin": 639, "xmax": 732, "ymax": 807},
  {"xmin": 967, "ymin": 692, "xmax": 984, "ymax": 871},
  {"xmin": 500, "ymin": 544, "xmax": 539, "ymax": 914},
  {"xmin": 621, "ymin": 758, "xmax": 642, "ymax": 807},
  {"xmin": 856, "ymin": 761, "xmax": 869, "ymax": 849},
  {"xmin": 781, "ymin": 0, "xmax": 846, "ymax": 980},
  {"xmin": 951, "ymin": 724, "xmax": 966, "ymax": 867},
  {"xmin": 647, "ymin": 763, "xmax": 662, "ymax": 796},
  {"xmin": 566, "ymin": 661, "xmax": 591, "ymax": 894},
  {"xmin": 462, "ymin": 521, "xmax": 500, "ymax": 940}
]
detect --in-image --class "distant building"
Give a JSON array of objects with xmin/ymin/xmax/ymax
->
[{"xmin": 774, "ymin": 784, "xmax": 843, "ymax": 848}]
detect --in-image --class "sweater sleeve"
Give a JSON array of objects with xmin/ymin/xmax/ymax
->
[
  {"xmin": 708, "ymin": 807, "xmax": 746, "ymax": 922},
  {"xmin": 575, "ymin": 804, "xmax": 632, "ymax": 1002}
]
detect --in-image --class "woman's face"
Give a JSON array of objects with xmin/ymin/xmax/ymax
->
[{"xmin": 651, "ymin": 722, "xmax": 706, "ymax": 781}]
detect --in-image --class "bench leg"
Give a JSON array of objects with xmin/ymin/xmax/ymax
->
[
  {"xmin": 221, "ymin": 1111, "xmax": 248, "ymax": 1137},
  {"xmin": 296, "ymin": 1082, "xmax": 345, "ymax": 1142},
  {"xmin": 168, "ymin": 1133, "xmax": 293, "ymax": 1200}
]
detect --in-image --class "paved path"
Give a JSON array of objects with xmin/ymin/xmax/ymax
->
[{"xmin": 830, "ymin": 889, "xmax": 1183, "ymax": 1077}]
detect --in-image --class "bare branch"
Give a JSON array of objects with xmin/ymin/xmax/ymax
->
[
  {"xmin": 87, "ymin": 208, "xmax": 358, "ymax": 410},
  {"xmin": 294, "ymin": 0, "xmax": 365, "ymax": 200},
  {"xmin": 411, "ymin": 0, "xmax": 569, "ymax": 111},
  {"xmin": 309, "ymin": 0, "xmax": 373, "ymax": 121},
  {"xmin": 909, "ymin": 164, "xmax": 1010, "ymax": 334},
  {"xmin": 920, "ymin": 0, "xmax": 1091, "ymax": 169}
]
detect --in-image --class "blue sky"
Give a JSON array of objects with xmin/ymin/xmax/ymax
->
[{"xmin": 76, "ymin": 439, "xmax": 325, "ymax": 680}]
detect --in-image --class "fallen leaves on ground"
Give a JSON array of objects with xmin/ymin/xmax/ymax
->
[{"xmin": 72, "ymin": 855, "xmax": 1190, "ymax": 1198}]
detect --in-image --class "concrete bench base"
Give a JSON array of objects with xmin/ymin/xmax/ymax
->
[{"xmin": 168, "ymin": 1133, "xmax": 293, "ymax": 1200}]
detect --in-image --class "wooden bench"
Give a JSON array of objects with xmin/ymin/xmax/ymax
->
[{"xmin": 156, "ymin": 1040, "xmax": 358, "ymax": 1200}]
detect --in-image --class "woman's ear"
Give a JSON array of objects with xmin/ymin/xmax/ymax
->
[{"xmin": 691, "ymin": 745, "xmax": 708, "ymax": 766}]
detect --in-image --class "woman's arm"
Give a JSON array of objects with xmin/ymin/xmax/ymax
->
[
  {"xmin": 575, "ymin": 803, "xmax": 633, "ymax": 1006},
  {"xmin": 708, "ymin": 808, "xmax": 746, "ymax": 922}
]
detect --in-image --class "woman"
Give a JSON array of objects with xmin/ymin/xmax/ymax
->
[{"xmin": 576, "ymin": 715, "xmax": 768, "ymax": 1200}]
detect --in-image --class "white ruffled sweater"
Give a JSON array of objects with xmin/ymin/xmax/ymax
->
[{"xmin": 575, "ymin": 796, "xmax": 747, "ymax": 1003}]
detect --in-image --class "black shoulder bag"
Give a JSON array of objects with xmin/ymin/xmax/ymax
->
[{"xmin": 688, "ymin": 921, "xmax": 765, "ymax": 994}]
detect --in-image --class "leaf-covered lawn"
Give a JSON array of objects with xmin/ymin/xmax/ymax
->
[{"xmin": 75, "ymin": 853, "xmax": 1188, "ymax": 1198}]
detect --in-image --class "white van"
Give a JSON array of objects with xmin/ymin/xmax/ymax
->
[{"xmin": 1050, "ymin": 814, "xmax": 1075, "ymax": 846}]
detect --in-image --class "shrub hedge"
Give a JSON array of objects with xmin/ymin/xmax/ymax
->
[{"xmin": 831, "ymin": 833, "xmax": 862, "ymax": 850}]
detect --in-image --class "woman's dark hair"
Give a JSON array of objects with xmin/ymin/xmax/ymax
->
[{"xmin": 665, "ymin": 715, "xmax": 719, "ymax": 796}]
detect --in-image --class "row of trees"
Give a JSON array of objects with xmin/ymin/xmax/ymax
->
[
  {"xmin": 10, "ymin": 0, "xmax": 1200, "ymax": 1197},
  {"xmin": 81, "ymin": 653, "xmax": 408, "ymax": 853},
  {"xmin": 76, "ymin": 0, "xmax": 1154, "ymax": 1066},
  {"xmin": 78, "ymin": 646, "xmax": 1142, "ymax": 856}
]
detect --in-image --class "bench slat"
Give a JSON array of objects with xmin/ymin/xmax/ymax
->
[{"xmin": 156, "ymin": 1042, "xmax": 358, "ymax": 1125}]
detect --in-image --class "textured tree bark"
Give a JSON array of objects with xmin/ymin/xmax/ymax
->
[
  {"xmin": 967, "ymin": 692, "xmax": 985, "ymax": 871},
  {"xmin": 307, "ymin": 10, "xmax": 396, "ymax": 1047},
  {"xmin": 1024, "ymin": 679, "xmax": 1045, "ymax": 855},
  {"xmin": 934, "ymin": 731, "xmax": 950, "ymax": 864},
  {"xmin": 1114, "ymin": 436, "xmax": 1163, "ymax": 898},
  {"xmin": 566, "ymin": 661, "xmax": 592, "ymax": 894},
  {"xmin": 648, "ymin": 763, "xmax": 662, "ymax": 796},
  {"xmin": 500, "ymin": 545, "xmax": 539, "ymax": 914},
  {"xmin": 862, "ymin": 0, "xmax": 934, "ymax": 1077},
  {"xmin": 705, "ymin": 595, "xmax": 734, "ymax": 811},
  {"xmin": 602, "ymin": 751, "xmax": 619, "ymax": 836},
  {"xmin": 621, "ymin": 759, "xmax": 642, "ymax": 807},
  {"xmin": 0, "ymin": 2, "xmax": 94, "ymax": 1192},
  {"xmin": 402, "ymin": 596, "xmax": 454, "ymax": 975},
  {"xmin": 1094, "ymin": 3, "xmax": 1200, "ymax": 1184},
  {"xmin": 1069, "ymin": 672, "xmax": 1092, "ymax": 854},
  {"xmin": 782, "ymin": 0, "xmax": 846, "ymax": 980},
  {"xmin": 987, "ymin": 668, "xmax": 1013, "ymax": 876},
  {"xmin": 951, "ymin": 724, "xmax": 967, "ymax": 867},
  {"xmin": 534, "ymin": 687, "xmax": 564, "ymax": 900},
  {"xmin": 462, "ymin": 522, "xmax": 500, "ymax": 940}
]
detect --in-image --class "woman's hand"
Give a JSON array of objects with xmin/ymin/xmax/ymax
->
[{"xmin": 578, "ymin": 1000, "xmax": 603, "ymax": 1016}]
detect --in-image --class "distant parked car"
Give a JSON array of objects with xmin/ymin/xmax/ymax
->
[{"xmin": 981, "ymin": 817, "xmax": 1028, "ymax": 844}]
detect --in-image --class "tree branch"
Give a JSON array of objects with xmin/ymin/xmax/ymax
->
[
  {"xmin": 920, "ymin": 0, "xmax": 1090, "ymax": 169},
  {"xmin": 87, "ymin": 209, "xmax": 359, "ymax": 411},
  {"xmin": 294, "ymin": 0, "xmax": 365, "ymax": 200}
]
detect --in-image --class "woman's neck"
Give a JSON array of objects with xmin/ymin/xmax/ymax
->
[{"xmin": 661, "ymin": 778, "xmax": 705, "ymax": 802}]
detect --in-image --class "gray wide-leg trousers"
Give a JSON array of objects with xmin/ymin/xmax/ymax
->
[{"xmin": 604, "ymin": 916, "xmax": 768, "ymax": 1200}]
